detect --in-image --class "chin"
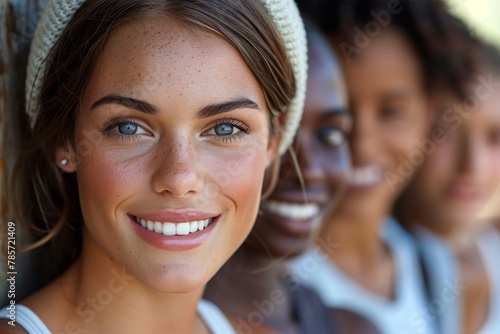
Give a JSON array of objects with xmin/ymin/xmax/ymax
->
[
  {"xmin": 131, "ymin": 262, "xmax": 211, "ymax": 294},
  {"xmin": 266, "ymin": 237, "xmax": 311, "ymax": 261},
  {"xmin": 450, "ymin": 213, "xmax": 483, "ymax": 232}
]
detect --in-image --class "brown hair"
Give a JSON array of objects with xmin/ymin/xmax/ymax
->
[{"xmin": 10, "ymin": 0, "xmax": 295, "ymax": 281}]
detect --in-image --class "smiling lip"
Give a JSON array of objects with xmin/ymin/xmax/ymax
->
[
  {"xmin": 128, "ymin": 211, "xmax": 220, "ymax": 251},
  {"xmin": 132, "ymin": 209, "xmax": 217, "ymax": 223},
  {"xmin": 260, "ymin": 197, "xmax": 326, "ymax": 236},
  {"xmin": 263, "ymin": 200, "xmax": 321, "ymax": 220}
]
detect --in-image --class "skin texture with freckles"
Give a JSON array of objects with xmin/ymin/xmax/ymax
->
[{"xmin": 21, "ymin": 16, "xmax": 278, "ymax": 334}]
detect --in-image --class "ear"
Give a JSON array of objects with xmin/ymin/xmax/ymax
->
[
  {"xmin": 55, "ymin": 145, "xmax": 77, "ymax": 173},
  {"xmin": 265, "ymin": 133, "xmax": 280, "ymax": 169}
]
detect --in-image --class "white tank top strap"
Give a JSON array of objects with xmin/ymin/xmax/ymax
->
[
  {"xmin": 0, "ymin": 301, "xmax": 234, "ymax": 334},
  {"xmin": 197, "ymin": 299, "xmax": 236, "ymax": 334},
  {"xmin": 475, "ymin": 228, "xmax": 500, "ymax": 334},
  {"xmin": 0, "ymin": 304, "xmax": 51, "ymax": 334}
]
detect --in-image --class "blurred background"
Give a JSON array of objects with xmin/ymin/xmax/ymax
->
[{"xmin": 445, "ymin": 0, "xmax": 500, "ymax": 49}]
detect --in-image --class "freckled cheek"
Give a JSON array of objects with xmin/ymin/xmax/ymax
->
[
  {"xmin": 203, "ymin": 147, "xmax": 268, "ymax": 216},
  {"xmin": 76, "ymin": 149, "xmax": 148, "ymax": 216}
]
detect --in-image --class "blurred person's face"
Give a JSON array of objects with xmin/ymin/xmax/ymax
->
[
  {"xmin": 406, "ymin": 88, "xmax": 500, "ymax": 234},
  {"xmin": 245, "ymin": 28, "xmax": 352, "ymax": 259},
  {"xmin": 333, "ymin": 29, "xmax": 432, "ymax": 218}
]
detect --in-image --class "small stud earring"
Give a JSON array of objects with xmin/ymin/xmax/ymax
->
[{"xmin": 61, "ymin": 158, "xmax": 68, "ymax": 165}]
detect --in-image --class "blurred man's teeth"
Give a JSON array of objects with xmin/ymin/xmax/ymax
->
[
  {"xmin": 350, "ymin": 165, "xmax": 382, "ymax": 186},
  {"xmin": 136, "ymin": 217, "xmax": 212, "ymax": 235},
  {"xmin": 264, "ymin": 201, "xmax": 319, "ymax": 220}
]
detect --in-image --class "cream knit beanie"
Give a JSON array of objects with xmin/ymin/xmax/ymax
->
[{"xmin": 26, "ymin": 0, "xmax": 307, "ymax": 154}]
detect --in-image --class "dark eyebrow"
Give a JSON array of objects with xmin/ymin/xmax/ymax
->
[
  {"xmin": 197, "ymin": 98, "xmax": 260, "ymax": 119},
  {"xmin": 322, "ymin": 108, "xmax": 350, "ymax": 117},
  {"xmin": 91, "ymin": 95, "xmax": 259, "ymax": 117},
  {"xmin": 91, "ymin": 95, "xmax": 158, "ymax": 114},
  {"xmin": 380, "ymin": 91, "xmax": 414, "ymax": 103}
]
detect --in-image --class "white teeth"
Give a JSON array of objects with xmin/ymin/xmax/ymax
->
[
  {"xmin": 147, "ymin": 220, "xmax": 154, "ymax": 231},
  {"xmin": 349, "ymin": 166, "xmax": 382, "ymax": 186},
  {"xmin": 176, "ymin": 222, "xmax": 190, "ymax": 235},
  {"xmin": 154, "ymin": 221, "xmax": 162, "ymax": 233},
  {"xmin": 135, "ymin": 216, "xmax": 214, "ymax": 235},
  {"xmin": 163, "ymin": 223, "xmax": 176, "ymax": 236},
  {"xmin": 264, "ymin": 201, "xmax": 320, "ymax": 220}
]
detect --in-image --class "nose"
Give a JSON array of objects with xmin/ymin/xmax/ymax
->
[
  {"xmin": 151, "ymin": 139, "xmax": 204, "ymax": 198},
  {"xmin": 293, "ymin": 132, "xmax": 324, "ymax": 185},
  {"xmin": 457, "ymin": 134, "xmax": 486, "ymax": 179},
  {"xmin": 349, "ymin": 111, "xmax": 377, "ymax": 165}
]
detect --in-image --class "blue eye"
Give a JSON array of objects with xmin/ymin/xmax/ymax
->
[
  {"xmin": 214, "ymin": 124, "xmax": 236, "ymax": 136},
  {"xmin": 202, "ymin": 119, "xmax": 249, "ymax": 143},
  {"xmin": 102, "ymin": 118, "xmax": 149, "ymax": 140},
  {"xmin": 118, "ymin": 122, "xmax": 139, "ymax": 135}
]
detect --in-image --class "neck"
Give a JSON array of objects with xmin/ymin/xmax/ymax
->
[
  {"xmin": 320, "ymin": 208, "xmax": 388, "ymax": 263},
  {"xmin": 318, "ymin": 208, "xmax": 396, "ymax": 300},
  {"xmin": 443, "ymin": 231, "xmax": 477, "ymax": 255},
  {"xmin": 409, "ymin": 212, "xmax": 479, "ymax": 255},
  {"xmin": 59, "ymin": 234, "xmax": 206, "ymax": 334},
  {"xmin": 205, "ymin": 244, "xmax": 297, "ymax": 333},
  {"xmin": 424, "ymin": 223, "xmax": 478, "ymax": 255}
]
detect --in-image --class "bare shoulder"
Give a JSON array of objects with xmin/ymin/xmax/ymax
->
[{"xmin": 0, "ymin": 319, "xmax": 29, "ymax": 333}]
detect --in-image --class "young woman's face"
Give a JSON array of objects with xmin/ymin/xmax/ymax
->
[
  {"xmin": 247, "ymin": 29, "xmax": 352, "ymax": 259},
  {"xmin": 334, "ymin": 29, "xmax": 431, "ymax": 218},
  {"xmin": 408, "ymin": 88, "xmax": 500, "ymax": 233},
  {"xmin": 59, "ymin": 17, "xmax": 278, "ymax": 293}
]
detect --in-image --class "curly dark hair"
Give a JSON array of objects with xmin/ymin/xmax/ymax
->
[{"xmin": 296, "ymin": 0, "xmax": 478, "ymax": 99}]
